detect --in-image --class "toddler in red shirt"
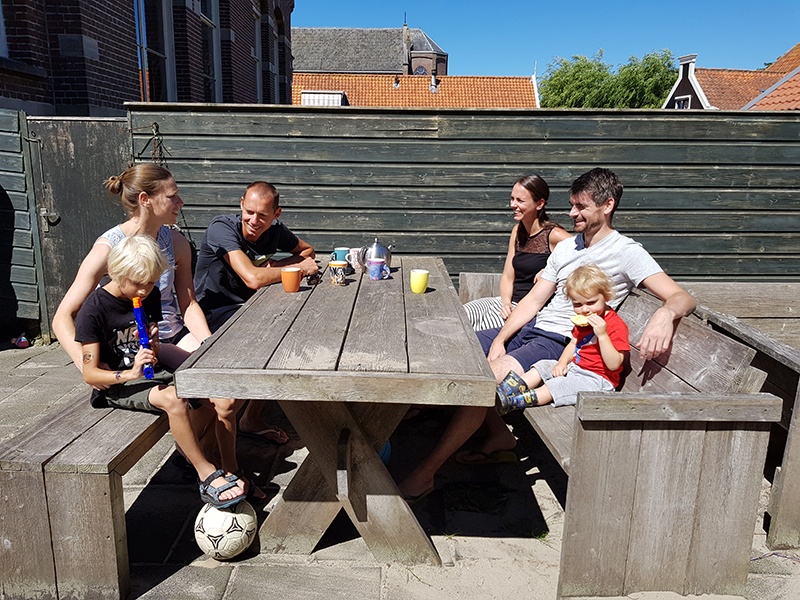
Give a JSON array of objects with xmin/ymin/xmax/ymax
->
[{"xmin": 497, "ymin": 264, "xmax": 630, "ymax": 412}]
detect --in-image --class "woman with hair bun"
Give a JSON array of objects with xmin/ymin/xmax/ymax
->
[
  {"xmin": 53, "ymin": 163, "xmax": 267, "ymax": 501},
  {"xmin": 463, "ymin": 175, "xmax": 571, "ymax": 331}
]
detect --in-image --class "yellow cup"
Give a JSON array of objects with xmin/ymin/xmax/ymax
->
[{"xmin": 409, "ymin": 269, "xmax": 429, "ymax": 294}]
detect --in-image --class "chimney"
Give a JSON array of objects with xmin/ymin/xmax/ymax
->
[{"xmin": 429, "ymin": 74, "xmax": 438, "ymax": 93}]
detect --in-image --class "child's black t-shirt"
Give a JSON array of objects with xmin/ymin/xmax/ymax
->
[{"xmin": 74, "ymin": 286, "xmax": 163, "ymax": 373}]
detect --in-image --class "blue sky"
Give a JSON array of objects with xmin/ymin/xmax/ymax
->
[{"xmin": 292, "ymin": 0, "xmax": 800, "ymax": 76}]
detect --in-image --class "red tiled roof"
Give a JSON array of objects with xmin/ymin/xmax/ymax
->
[
  {"xmin": 695, "ymin": 68, "xmax": 784, "ymax": 109},
  {"xmin": 750, "ymin": 71, "xmax": 800, "ymax": 110},
  {"xmin": 291, "ymin": 73, "xmax": 538, "ymax": 108},
  {"xmin": 766, "ymin": 42, "xmax": 800, "ymax": 73}
]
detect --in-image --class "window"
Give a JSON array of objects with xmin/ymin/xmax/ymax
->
[
  {"xmin": 301, "ymin": 91, "xmax": 347, "ymax": 106},
  {"xmin": 253, "ymin": 11, "xmax": 263, "ymax": 103},
  {"xmin": 675, "ymin": 95, "xmax": 691, "ymax": 110},
  {"xmin": 134, "ymin": 0, "xmax": 176, "ymax": 101},
  {"xmin": 198, "ymin": 0, "xmax": 221, "ymax": 102},
  {"xmin": 0, "ymin": 2, "xmax": 8, "ymax": 58}
]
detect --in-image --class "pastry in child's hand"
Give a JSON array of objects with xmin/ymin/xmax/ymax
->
[{"xmin": 570, "ymin": 314, "xmax": 590, "ymax": 326}]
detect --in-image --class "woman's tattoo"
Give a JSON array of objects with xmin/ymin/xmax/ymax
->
[{"xmin": 82, "ymin": 352, "xmax": 93, "ymax": 364}]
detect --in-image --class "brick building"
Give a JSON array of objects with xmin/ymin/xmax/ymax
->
[{"xmin": 0, "ymin": 0, "xmax": 294, "ymax": 116}]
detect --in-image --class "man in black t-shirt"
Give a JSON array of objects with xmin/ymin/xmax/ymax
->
[
  {"xmin": 193, "ymin": 181, "xmax": 317, "ymax": 445},
  {"xmin": 194, "ymin": 181, "xmax": 318, "ymax": 331}
]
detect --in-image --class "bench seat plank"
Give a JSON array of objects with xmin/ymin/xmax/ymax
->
[
  {"xmin": 523, "ymin": 405, "xmax": 575, "ymax": 473},
  {"xmin": 578, "ymin": 392, "xmax": 782, "ymax": 423}
]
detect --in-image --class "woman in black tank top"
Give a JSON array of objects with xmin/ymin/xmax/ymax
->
[{"xmin": 464, "ymin": 175, "xmax": 571, "ymax": 331}]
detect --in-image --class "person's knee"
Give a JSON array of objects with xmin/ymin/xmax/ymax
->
[
  {"xmin": 211, "ymin": 397, "xmax": 241, "ymax": 419},
  {"xmin": 149, "ymin": 386, "xmax": 187, "ymax": 414},
  {"xmin": 490, "ymin": 355, "xmax": 523, "ymax": 383}
]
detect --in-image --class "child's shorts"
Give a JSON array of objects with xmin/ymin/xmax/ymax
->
[
  {"xmin": 532, "ymin": 360, "xmax": 615, "ymax": 407},
  {"xmin": 104, "ymin": 370, "xmax": 175, "ymax": 414}
]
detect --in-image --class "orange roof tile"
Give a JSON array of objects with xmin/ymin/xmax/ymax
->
[
  {"xmin": 291, "ymin": 73, "xmax": 538, "ymax": 108},
  {"xmin": 749, "ymin": 71, "xmax": 800, "ymax": 110},
  {"xmin": 695, "ymin": 68, "xmax": 784, "ymax": 109},
  {"xmin": 766, "ymin": 42, "xmax": 800, "ymax": 73}
]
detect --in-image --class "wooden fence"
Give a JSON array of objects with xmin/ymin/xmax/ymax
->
[
  {"xmin": 0, "ymin": 108, "xmax": 42, "ymax": 334},
  {"xmin": 129, "ymin": 103, "xmax": 800, "ymax": 281}
]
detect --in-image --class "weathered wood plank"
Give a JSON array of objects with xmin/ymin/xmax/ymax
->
[
  {"xmin": 179, "ymin": 183, "xmax": 800, "ymax": 212},
  {"xmin": 623, "ymin": 424, "xmax": 706, "ymax": 594},
  {"xmin": 278, "ymin": 400, "xmax": 439, "ymax": 565},
  {"xmin": 0, "ymin": 470, "xmax": 58, "ymax": 600},
  {"xmin": 174, "ymin": 368, "xmax": 495, "ymax": 406},
  {"xmin": 557, "ymin": 419, "xmax": 641, "ymax": 598},
  {"xmin": 404, "ymin": 257, "xmax": 492, "ymax": 379},
  {"xmin": 269, "ymin": 267, "xmax": 359, "ymax": 371},
  {"xmin": 0, "ymin": 388, "xmax": 101, "ymax": 471},
  {"xmin": 686, "ymin": 423, "xmax": 772, "ymax": 595},
  {"xmin": 341, "ymin": 266, "xmax": 407, "ymax": 372},
  {"xmin": 0, "ymin": 131, "xmax": 21, "ymax": 153},
  {"xmin": 258, "ymin": 455, "xmax": 342, "ymax": 553},
  {"xmin": 524, "ymin": 405, "xmax": 575, "ymax": 473},
  {"xmin": 154, "ymin": 135, "xmax": 800, "ymax": 165},
  {"xmin": 620, "ymin": 291, "xmax": 759, "ymax": 393},
  {"xmin": 0, "ymin": 152, "xmax": 23, "ymax": 172},
  {"xmin": 131, "ymin": 109, "xmax": 441, "ymax": 138},
  {"xmin": 46, "ymin": 409, "xmax": 167, "ymax": 475},
  {"xmin": 577, "ymin": 392, "xmax": 781, "ymax": 422},
  {"xmin": 47, "ymin": 471, "xmax": 129, "ymax": 600},
  {"xmin": 165, "ymin": 161, "xmax": 800, "ymax": 189},
  {"xmin": 0, "ymin": 109, "xmax": 20, "ymax": 133},
  {"xmin": 130, "ymin": 106, "xmax": 800, "ymax": 141},
  {"xmin": 681, "ymin": 282, "xmax": 800, "ymax": 318},
  {"xmin": 198, "ymin": 282, "xmax": 311, "ymax": 370},
  {"xmin": 458, "ymin": 272, "xmax": 500, "ymax": 303},
  {"xmin": 181, "ymin": 206, "xmax": 800, "ymax": 235}
]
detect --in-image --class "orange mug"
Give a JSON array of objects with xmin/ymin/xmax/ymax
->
[{"xmin": 281, "ymin": 267, "xmax": 302, "ymax": 293}]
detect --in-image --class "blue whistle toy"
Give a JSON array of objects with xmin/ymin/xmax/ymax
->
[{"xmin": 132, "ymin": 297, "xmax": 154, "ymax": 380}]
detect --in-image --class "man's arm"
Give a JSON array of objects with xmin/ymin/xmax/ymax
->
[
  {"xmin": 225, "ymin": 239, "xmax": 318, "ymax": 290},
  {"xmin": 638, "ymin": 272, "xmax": 697, "ymax": 360},
  {"xmin": 487, "ymin": 278, "xmax": 557, "ymax": 362}
]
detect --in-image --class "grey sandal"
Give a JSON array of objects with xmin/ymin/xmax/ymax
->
[{"xmin": 199, "ymin": 469, "xmax": 244, "ymax": 508}]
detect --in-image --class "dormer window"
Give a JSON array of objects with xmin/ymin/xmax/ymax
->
[{"xmin": 675, "ymin": 95, "xmax": 691, "ymax": 109}]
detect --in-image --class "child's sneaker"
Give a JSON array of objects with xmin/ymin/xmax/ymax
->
[{"xmin": 496, "ymin": 371, "xmax": 538, "ymax": 415}]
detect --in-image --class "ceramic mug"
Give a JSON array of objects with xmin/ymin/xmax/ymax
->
[
  {"xmin": 329, "ymin": 260, "xmax": 348, "ymax": 286},
  {"xmin": 367, "ymin": 257, "xmax": 390, "ymax": 281},
  {"xmin": 281, "ymin": 267, "xmax": 302, "ymax": 293},
  {"xmin": 346, "ymin": 247, "xmax": 363, "ymax": 272},
  {"xmin": 330, "ymin": 247, "xmax": 349, "ymax": 262}
]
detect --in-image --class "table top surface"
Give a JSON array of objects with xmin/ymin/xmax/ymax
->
[{"xmin": 175, "ymin": 256, "xmax": 495, "ymax": 406}]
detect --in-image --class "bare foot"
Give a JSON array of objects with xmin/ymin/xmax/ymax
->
[{"xmin": 398, "ymin": 475, "xmax": 435, "ymax": 500}]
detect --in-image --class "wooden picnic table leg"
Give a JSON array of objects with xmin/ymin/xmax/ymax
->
[
  {"xmin": 258, "ymin": 455, "xmax": 341, "ymax": 554},
  {"xmin": 272, "ymin": 400, "xmax": 441, "ymax": 566}
]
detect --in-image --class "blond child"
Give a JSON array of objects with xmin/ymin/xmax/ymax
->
[
  {"xmin": 496, "ymin": 264, "xmax": 630, "ymax": 412},
  {"xmin": 74, "ymin": 234, "xmax": 245, "ymax": 508}
]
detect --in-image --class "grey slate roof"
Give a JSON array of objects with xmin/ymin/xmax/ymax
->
[{"xmin": 292, "ymin": 27, "xmax": 446, "ymax": 74}]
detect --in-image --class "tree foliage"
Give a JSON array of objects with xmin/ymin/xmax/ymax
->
[{"xmin": 539, "ymin": 50, "xmax": 677, "ymax": 108}]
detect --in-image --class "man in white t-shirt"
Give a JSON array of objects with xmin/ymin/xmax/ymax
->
[{"xmin": 398, "ymin": 168, "xmax": 696, "ymax": 501}]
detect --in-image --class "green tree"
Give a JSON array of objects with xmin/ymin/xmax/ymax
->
[{"xmin": 540, "ymin": 49, "xmax": 677, "ymax": 108}]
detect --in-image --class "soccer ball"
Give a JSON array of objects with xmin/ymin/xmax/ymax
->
[{"xmin": 194, "ymin": 501, "xmax": 257, "ymax": 560}]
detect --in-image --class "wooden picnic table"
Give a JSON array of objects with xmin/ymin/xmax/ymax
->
[{"xmin": 175, "ymin": 256, "xmax": 496, "ymax": 565}]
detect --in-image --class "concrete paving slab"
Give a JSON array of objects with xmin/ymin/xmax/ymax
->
[
  {"xmin": 129, "ymin": 565, "xmax": 231, "ymax": 600},
  {"xmin": 225, "ymin": 564, "xmax": 382, "ymax": 599},
  {"xmin": 382, "ymin": 558, "xmax": 559, "ymax": 600}
]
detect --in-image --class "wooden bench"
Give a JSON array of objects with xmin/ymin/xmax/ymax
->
[
  {"xmin": 459, "ymin": 273, "xmax": 783, "ymax": 599},
  {"xmin": 0, "ymin": 385, "xmax": 167, "ymax": 600},
  {"xmin": 679, "ymin": 282, "xmax": 800, "ymax": 550}
]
